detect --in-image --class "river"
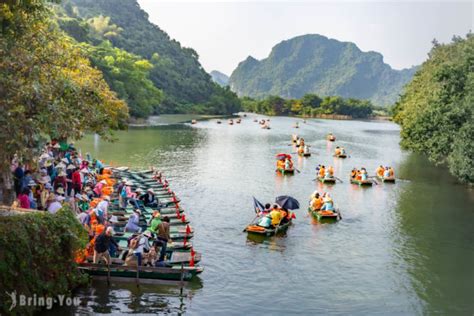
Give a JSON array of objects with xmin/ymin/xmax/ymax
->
[{"xmin": 50, "ymin": 115, "xmax": 473, "ymax": 315}]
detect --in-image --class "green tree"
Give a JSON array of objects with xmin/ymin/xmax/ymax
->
[
  {"xmin": 394, "ymin": 33, "xmax": 473, "ymax": 184},
  {"xmin": 0, "ymin": 0, "xmax": 128, "ymax": 204}
]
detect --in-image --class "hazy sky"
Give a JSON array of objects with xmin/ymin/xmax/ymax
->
[{"xmin": 138, "ymin": 1, "xmax": 473, "ymax": 75}]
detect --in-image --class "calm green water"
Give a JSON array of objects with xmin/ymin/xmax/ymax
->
[{"xmin": 59, "ymin": 115, "xmax": 473, "ymax": 315}]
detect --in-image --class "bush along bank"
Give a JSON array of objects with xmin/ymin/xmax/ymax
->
[{"xmin": 0, "ymin": 206, "xmax": 89, "ymax": 315}]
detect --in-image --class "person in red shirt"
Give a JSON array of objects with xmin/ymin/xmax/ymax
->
[
  {"xmin": 17, "ymin": 188, "xmax": 31, "ymax": 209},
  {"xmin": 72, "ymin": 167, "xmax": 82, "ymax": 195}
]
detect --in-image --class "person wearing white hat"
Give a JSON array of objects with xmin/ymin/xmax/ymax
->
[
  {"xmin": 47, "ymin": 195, "xmax": 64, "ymax": 214},
  {"xmin": 133, "ymin": 230, "xmax": 152, "ymax": 266},
  {"xmin": 97, "ymin": 196, "xmax": 110, "ymax": 220},
  {"xmin": 125, "ymin": 209, "xmax": 142, "ymax": 233}
]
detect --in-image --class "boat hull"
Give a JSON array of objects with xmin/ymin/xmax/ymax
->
[
  {"xmin": 350, "ymin": 178, "xmax": 373, "ymax": 186},
  {"xmin": 277, "ymin": 168, "xmax": 295, "ymax": 175},
  {"xmin": 318, "ymin": 177, "xmax": 336, "ymax": 184}
]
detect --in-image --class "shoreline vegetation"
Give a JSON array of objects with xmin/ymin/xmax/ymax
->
[
  {"xmin": 241, "ymin": 94, "xmax": 383, "ymax": 120},
  {"xmin": 394, "ymin": 34, "xmax": 473, "ymax": 184}
]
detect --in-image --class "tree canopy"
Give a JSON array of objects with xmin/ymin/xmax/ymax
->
[
  {"xmin": 0, "ymin": 0, "xmax": 128, "ymax": 202},
  {"xmin": 394, "ymin": 34, "xmax": 474, "ymax": 184}
]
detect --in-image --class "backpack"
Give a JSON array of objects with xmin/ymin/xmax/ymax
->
[{"xmin": 129, "ymin": 235, "xmax": 141, "ymax": 250}]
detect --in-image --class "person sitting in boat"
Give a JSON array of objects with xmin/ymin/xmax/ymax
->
[
  {"xmin": 303, "ymin": 145, "xmax": 310, "ymax": 154},
  {"xmin": 376, "ymin": 165, "xmax": 384, "ymax": 177},
  {"xmin": 125, "ymin": 209, "xmax": 142, "ymax": 233},
  {"xmin": 276, "ymin": 159, "xmax": 285, "ymax": 170},
  {"xmin": 384, "ymin": 167, "xmax": 391, "ymax": 178},
  {"xmin": 360, "ymin": 168, "xmax": 368, "ymax": 181},
  {"xmin": 351, "ymin": 168, "xmax": 358, "ymax": 179},
  {"xmin": 280, "ymin": 208, "xmax": 291, "ymax": 224},
  {"xmin": 259, "ymin": 203, "xmax": 271, "ymax": 216},
  {"xmin": 269, "ymin": 204, "xmax": 282, "ymax": 227},
  {"xmin": 140, "ymin": 188, "xmax": 158, "ymax": 207},
  {"xmin": 257, "ymin": 215, "xmax": 272, "ymax": 228},
  {"xmin": 327, "ymin": 166, "xmax": 334, "ymax": 178},
  {"xmin": 340, "ymin": 147, "xmax": 346, "ymax": 155},
  {"xmin": 319, "ymin": 165, "xmax": 326, "ymax": 178},
  {"xmin": 320, "ymin": 194, "xmax": 335, "ymax": 212},
  {"xmin": 310, "ymin": 193, "xmax": 324, "ymax": 211},
  {"xmin": 284, "ymin": 157, "xmax": 293, "ymax": 170},
  {"xmin": 315, "ymin": 164, "xmax": 321, "ymax": 174},
  {"xmin": 335, "ymin": 146, "xmax": 341, "ymax": 156},
  {"xmin": 299, "ymin": 138, "xmax": 305, "ymax": 147},
  {"xmin": 389, "ymin": 167, "xmax": 395, "ymax": 177}
]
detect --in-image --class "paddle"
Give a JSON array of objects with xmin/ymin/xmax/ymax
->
[
  {"xmin": 294, "ymin": 168, "xmax": 301, "ymax": 173},
  {"xmin": 334, "ymin": 176, "xmax": 344, "ymax": 183}
]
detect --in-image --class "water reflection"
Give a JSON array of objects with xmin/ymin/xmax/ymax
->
[{"xmin": 394, "ymin": 153, "xmax": 474, "ymax": 315}]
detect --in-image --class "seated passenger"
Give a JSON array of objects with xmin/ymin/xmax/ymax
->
[
  {"xmin": 310, "ymin": 193, "xmax": 323, "ymax": 211},
  {"xmin": 383, "ymin": 167, "xmax": 391, "ymax": 178},
  {"xmin": 319, "ymin": 166, "xmax": 326, "ymax": 178},
  {"xmin": 360, "ymin": 168, "xmax": 368, "ymax": 181},
  {"xmin": 269, "ymin": 205, "xmax": 282, "ymax": 227},
  {"xmin": 335, "ymin": 146, "xmax": 341, "ymax": 156},
  {"xmin": 376, "ymin": 165, "xmax": 384, "ymax": 177},
  {"xmin": 327, "ymin": 166, "xmax": 334, "ymax": 178},
  {"xmin": 320, "ymin": 195, "xmax": 335, "ymax": 212}
]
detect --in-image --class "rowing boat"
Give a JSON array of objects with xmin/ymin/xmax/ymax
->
[
  {"xmin": 298, "ymin": 152, "xmax": 311, "ymax": 157},
  {"xmin": 327, "ymin": 135, "xmax": 336, "ymax": 141},
  {"xmin": 78, "ymin": 263, "xmax": 203, "ymax": 283},
  {"xmin": 376, "ymin": 175, "xmax": 396, "ymax": 183},
  {"xmin": 350, "ymin": 178, "xmax": 373, "ymax": 186},
  {"xmin": 277, "ymin": 168, "xmax": 294, "ymax": 175},
  {"xmin": 308, "ymin": 208, "xmax": 340, "ymax": 222},
  {"xmin": 318, "ymin": 177, "xmax": 336, "ymax": 184},
  {"xmin": 334, "ymin": 154, "xmax": 347, "ymax": 158},
  {"xmin": 244, "ymin": 220, "xmax": 292, "ymax": 237}
]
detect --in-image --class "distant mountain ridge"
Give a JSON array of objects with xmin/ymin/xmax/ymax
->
[
  {"xmin": 229, "ymin": 34, "xmax": 417, "ymax": 106},
  {"xmin": 210, "ymin": 70, "xmax": 229, "ymax": 86}
]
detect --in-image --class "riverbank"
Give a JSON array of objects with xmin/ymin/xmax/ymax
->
[
  {"xmin": 242, "ymin": 112, "xmax": 392, "ymax": 121},
  {"xmin": 129, "ymin": 114, "xmax": 233, "ymax": 126}
]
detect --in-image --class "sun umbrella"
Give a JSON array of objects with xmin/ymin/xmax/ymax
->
[
  {"xmin": 275, "ymin": 195, "xmax": 300, "ymax": 210},
  {"xmin": 275, "ymin": 153, "xmax": 291, "ymax": 160}
]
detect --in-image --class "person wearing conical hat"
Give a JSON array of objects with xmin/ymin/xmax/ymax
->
[
  {"xmin": 148, "ymin": 210, "xmax": 162, "ymax": 235},
  {"xmin": 320, "ymin": 194, "xmax": 335, "ymax": 212},
  {"xmin": 125, "ymin": 209, "xmax": 142, "ymax": 233}
]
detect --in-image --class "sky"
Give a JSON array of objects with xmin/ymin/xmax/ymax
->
[{"xmin": 137, "ymin": 1, "xmax": 473, "ymax": 75}]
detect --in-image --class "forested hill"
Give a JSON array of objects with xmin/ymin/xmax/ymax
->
[
  {"xmin": 58, "ymin": 0, "xmax": 240, "ymax": 117},
  {"xmin": 229, "ymin": 34, "xmax": 417, "ymax": 106}
]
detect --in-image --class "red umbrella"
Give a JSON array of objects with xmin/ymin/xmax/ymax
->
[{"xmin": 275, "ymin": 153, "xmax": 292, "ymax": 160}]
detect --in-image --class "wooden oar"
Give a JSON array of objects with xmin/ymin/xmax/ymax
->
[
  {"xmin": 294, "ymin": 168, "xmax": 301, "ymax": 173},
  {"xmin": 334, "ymin": 176, "xmax": 344, "ymax": 183}
]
